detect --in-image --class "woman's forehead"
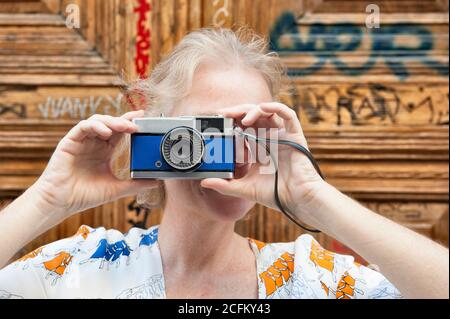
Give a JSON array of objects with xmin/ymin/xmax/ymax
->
[
  {"xmin": 175, "ymin": 107, "xmax": 225, "ymax": 116},
  {"xmin": 173, "ymin": 64, "xmax": 272, "ymax": 115}
]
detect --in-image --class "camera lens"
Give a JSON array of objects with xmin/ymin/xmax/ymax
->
[{"xmin": 161, "ymin": 127, "xmax": 204, "ymax": 171}]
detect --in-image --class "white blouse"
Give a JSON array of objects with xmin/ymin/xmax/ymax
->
[{"xmin": 0, "ymin": 225, "xmax": 402, "ymax": 299}]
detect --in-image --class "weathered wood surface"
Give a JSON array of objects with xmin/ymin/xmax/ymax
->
[{"xmin": 0, "ymin": 1, "xmax": 448, "ymax": 263}]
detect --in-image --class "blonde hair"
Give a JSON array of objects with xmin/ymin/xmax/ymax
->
[{"xmin": 121, "ymin": 27, "xmax": 284, "ymax": 208}]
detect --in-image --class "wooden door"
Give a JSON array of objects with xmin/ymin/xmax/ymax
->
[
  {"xmin": 0, "ymin": 0, "xmax": 448, "ymax": 264},
  {"xmin": 0, "ymin": 0, "xmax": 146, "ymax": 260}
]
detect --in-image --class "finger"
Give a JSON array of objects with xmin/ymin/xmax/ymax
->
[
  {"xmin": 115, "ymin": 179, "xmax": 159, "ymax": 198},
  {"xmin": 241, "ymin": 106, "xmax": 284, "ymax": 128},
  {"xmin": 220, "ymin": 104, "xmax": 283, "ymax": 129},
  {"xmin": 83, "ymin": 120, "xmax": 114, "ymax": 140},
  {"xmin": 87, "ymin": 119, "xmax": 132, "ymax": 148},
  {"xmin": 108, "ymin": 111, "xmax": 146, "ymax": 146},
  {"xmin": 121, "ymin": 109, "xmax": 146, "ymax": 121},
  {"xmin": 241, "ymin": 106, "xmax": 271, "ymax": 125},
  {"xmin": 259, "ymin": 103, "xmax": 302, "ymax": 134},
  {"xmin": 218, "ymin": 104, "xmax": 257, "ymax": 119},
  {"xmin": 108, "ymin": 130, "xmax": 127, "ymax": 148},
  {"xmin": 90, "ymin": 114, "xmax": 138, "ymax": 133},
  {"xmin": 93, "ymin": 113, "xmax": 142, "ymax": 147},
  {"xmin": 67, "ymin": 119, "xmax": 113, "ymax": 142}
]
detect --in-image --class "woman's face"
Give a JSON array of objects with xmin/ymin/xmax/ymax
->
[{"xmin": 165, "ymin": 62, "xmax": 273, "ymax": 222}]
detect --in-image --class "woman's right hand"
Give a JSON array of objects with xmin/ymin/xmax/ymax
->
[{"xmin": 31, "ymin": 110, "xmax": 157, "ymax": 218}]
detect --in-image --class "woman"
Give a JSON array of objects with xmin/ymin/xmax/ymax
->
[{"xmin": 0, "ymin": 29, "xmax": 448, "ymax": 299}]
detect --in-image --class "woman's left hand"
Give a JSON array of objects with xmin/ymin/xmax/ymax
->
[{"xmin": 200, "ymin": 102, "xmax": 325, "ymax": 217}]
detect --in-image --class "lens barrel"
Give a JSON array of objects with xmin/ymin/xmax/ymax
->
[{"xmin": 161, "ymin": 127, "xmax": 205, "ymax": 171}]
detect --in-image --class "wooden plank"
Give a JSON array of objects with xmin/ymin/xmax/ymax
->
[
  {"xmin": 123, "ymin": 0, "xmax": 136, "ymax": 77},
  {"xmin": 297, "ymin": 12, "xmax": 450, "ymax": 24},
  {"xmin": 84, "ymin": 0, "xmax": 97, "ymax": 47},
  {"xmin": 270, "ymin": 9, "xmax": 449, "ymax": 83},
  {"xmin": 0, "ymin": 74, "xmax": 122, "ymax": 85},
  {"xmin": 0, "ymin": 13, "xmax": 65, "ymax": 25},
  {"xmin": 0, "ymin": 1, "xmax": 51, "ymax": 14},
  {"xmin": 282, "ymin": 82, "xmax": 449, "ymax": 126},
  {"xmin": 0, "ymin": 86, "xmax": 122, "ymax": 120},
  {"xmin": 160, "ymin": 0, "xmax": 175, "ymax": 56},
  {"xmin": 41, "ymin": 0, "xmax": 61, "ymax": 14},
  {"xmin": 0, "ymin": 0, "xmax": 447, "ymax": 257},
  {"xmin": 312, "ymin": 0, "xmax": 447, "ymax": 13},
  {"xmin": 188, "ymin": 0, "xmax": 201, "ymax": 30},
  {"xmin": 110, "ymin": 0, "xmax": 119, "ymax": 72},
  {"xmin": 203, "ymin": 0, "xmax": 233, "ymax": 28},
  {"xmin": 126, "ymin": 0, "xmax": 152, "ymax": 78},
  {"xmin": 0, "ymin": 55, "xmax": 108, "ymax": 65},
  {"xmin": 151, "ymin": 0, "xmax": 161, "ymax": 67},
  {"xmin": 116, "ymin": 0, "xmax": 127, "ymax": 73}
]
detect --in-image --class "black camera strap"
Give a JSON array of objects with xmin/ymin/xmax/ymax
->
[{"xmin": 236, "ymin": 130, "xmax": 324, "ymax": 233}]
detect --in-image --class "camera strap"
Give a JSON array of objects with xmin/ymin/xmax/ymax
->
[{"xmin": 236, "ymin": 130, "xmax": 324, "ymax": 233}]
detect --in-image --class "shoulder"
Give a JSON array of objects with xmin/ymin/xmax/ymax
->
[
  {"xmin": 14, "ymin": 225, "xmax": 159, "ymax": 264},
  {"xmin": 250, "ymin": 234, "xmax": 336, "ymax": 267},
  {"xmin": 2, "ymin": 225, "xmax": 163, "ymax": 298},
  {"xmin": 250, "ymin": 235, "xmax": 402, "ymax": 299},
  {"xmin": 249, "ymin": 234, "xmax": 314, "ymax": 299}
]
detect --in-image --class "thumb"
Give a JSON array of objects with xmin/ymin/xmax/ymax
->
[
  {"xmin": 200, "ymin": 178, "xmax": 251, "ymax": 200},
  {"xmin": 116, "ymin": 179, "xmax": 159, "ymax": 198}
]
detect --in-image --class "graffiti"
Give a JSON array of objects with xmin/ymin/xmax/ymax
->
[
  {"xmin": 38, "ymin": 94, "xmax": 123, "ymax": 119},
  {"xmin": 125, "ymin": 88, "xmax": 147, "ymax": 111},
  {"xmin": 0, "ymin": 86, "xmax": 31, "ymax": 118},
  {"xmin": 212, "ymin": 0, "xmax": 230, "ymax": 27},
  {"xmin": 270, "ymin": 12, "xmax": 449, "ymax": 79},
  {"xmin": 338, "ymin": 84, "xmax": 401, "ymax": 125},
  {"xmin": 134, "ymin": 0, "xmax": 152, "ymax": 78},
  {"xmin": 128, "ymin": 199, "xmax": 150, "ymax": 228},
  {"xmin": 286, "ymin": 83, "xmax": 449, "ymax": 125},
  {"xmin": 0, "ymin": 103, "xmax": 26, "ymax": 118}
]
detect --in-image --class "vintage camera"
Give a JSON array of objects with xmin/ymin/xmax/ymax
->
[{"xmin": 130, "ymin": 116, "xmax": 235, "ymax": 179}]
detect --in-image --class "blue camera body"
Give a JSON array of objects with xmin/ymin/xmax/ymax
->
[{"xmin": 131, "ymin": 116, "xmax": 235, "ymax": 179}]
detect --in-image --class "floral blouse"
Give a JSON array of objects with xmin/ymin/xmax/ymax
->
[{"xmin": 0, "ymin": 225, "xmax": 402, "ymax": 299}]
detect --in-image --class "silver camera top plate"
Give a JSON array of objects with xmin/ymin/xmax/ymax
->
[{"xmin": 133, "ymin": 116, "xmax": 234, "ymax": 136}]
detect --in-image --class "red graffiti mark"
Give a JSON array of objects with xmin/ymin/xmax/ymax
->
[
  {"xmin": 125, "ymin": 88, "xmax": 147, "ymax": 110},
  {"xmin": 134, "ymin": 0, "xmax": 151, "ymax": 78}
]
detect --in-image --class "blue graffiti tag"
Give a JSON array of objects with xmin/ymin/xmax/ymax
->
[
  {"xmin": 269, "ymin": 11, "xmax": 449, "ymax": 79},
  {"xmin": 139, "ymin": 228, "xmax": 159, "ymax": 247}
]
